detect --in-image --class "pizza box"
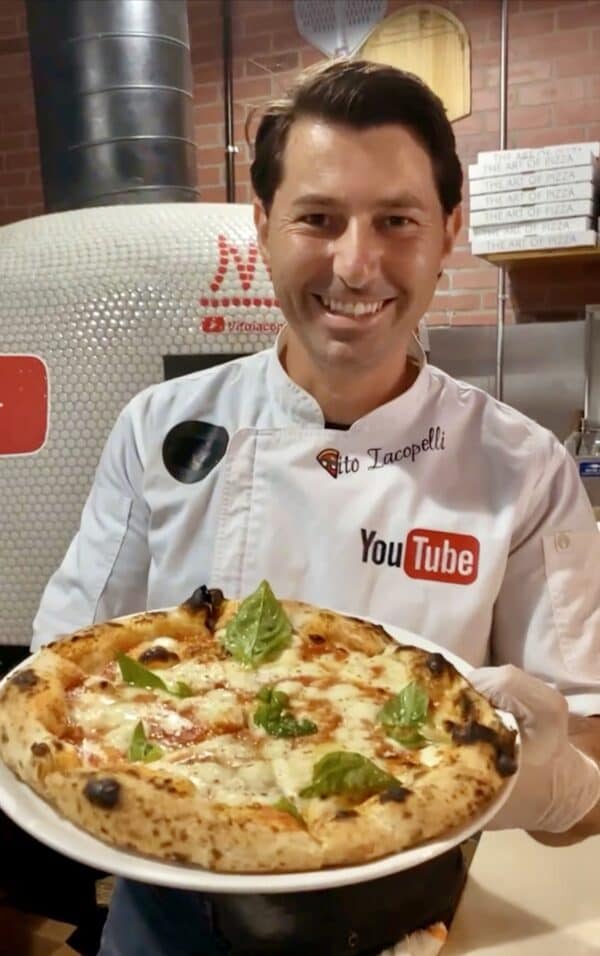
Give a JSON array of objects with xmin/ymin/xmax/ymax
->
[
  {"xmin": 0, "ymin": 621, "xmax": 521, "ymax": 895},
  {"xmin": 468, "ymin": 216, "xmax": 594, "ymax": 242},
  {"xmin": 470, "ymin": 199, "xmax": 595, "ymax": 228},
  {"xmin": 0, "ymin": 906, "xmax": 78, "ymax": 956},
  {"xmin": 469, "ymin": 181, "xmax": 595, "ymax": 211},
  {"xmin": 470, "ymin": 229, "xmax": 598, "ymax": 256},
  {"xmin": 468, "ymin": 163, "xmax": 597, "ymax": 196},
  {"xmin": 469, "ymin": 142, "xmax": 600, "ymax": 178}
]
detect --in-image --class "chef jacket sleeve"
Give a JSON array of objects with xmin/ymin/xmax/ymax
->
[
  {"xmin": 31, "ymin": 400, "xmax": 150, "ymax": 650},
  {"xmin": 491, "ymin": 437, "xmax": 600, "ymax": 717}
]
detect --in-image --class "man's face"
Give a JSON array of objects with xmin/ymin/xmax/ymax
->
[{"xmin": 254, "ymin": 118, "xmax": 461, "ymax": 377}]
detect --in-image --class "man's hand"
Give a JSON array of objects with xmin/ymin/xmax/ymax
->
[{"xmin": 469, "ymin": 665, "xmax": 600, "ymax": 834}]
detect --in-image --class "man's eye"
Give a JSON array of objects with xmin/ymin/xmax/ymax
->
[
  {"xmin": 299, "ymin": 214, "xmax": 330, "ymax": 227},
  {"xmin": 384, "ymin": 216, "xmax": 413, "ymax": 228}
]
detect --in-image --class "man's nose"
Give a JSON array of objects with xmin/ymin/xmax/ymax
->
[{"xmin": 331, "ymin": 221, "xmax": 382, "ymax": 289}]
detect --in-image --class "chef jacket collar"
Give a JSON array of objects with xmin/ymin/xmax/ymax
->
[{"xmin": 267, "ymin": 325, "xmax": 431, "ymax": 431}]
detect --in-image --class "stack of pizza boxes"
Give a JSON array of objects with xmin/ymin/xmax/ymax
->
[{"xmin": 468, "ymin": 141, "xmax": 599, "ymax": 256}]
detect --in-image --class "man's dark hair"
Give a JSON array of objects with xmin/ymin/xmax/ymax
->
[{"xmin": 249, "ymin": 59, "xmax": 463, "ymax": 216}]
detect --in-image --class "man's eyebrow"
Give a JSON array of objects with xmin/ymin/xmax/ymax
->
[{"xmin": 291, "ymin": 193, "xmax": 427, "ymax": 210}]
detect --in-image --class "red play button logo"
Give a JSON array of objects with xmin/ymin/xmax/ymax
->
[{"xmin": 0, "ymin": 355, "xmax": 49, "ymax": 455}]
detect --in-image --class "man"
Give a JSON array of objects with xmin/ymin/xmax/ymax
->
[{"xmin": 31, "ymin": 61, "xmax": 600, "ymax": 956}]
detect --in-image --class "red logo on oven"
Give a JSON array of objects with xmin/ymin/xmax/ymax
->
[
  {"xmin": 404, "ymin": 529, "xmax": 479, "ymax": 584},
  {"xmin": 202, "ymin": 316, "xmax": 225, "ymax": 333},
  {"xmin": 0, "ymin": 354, "xmax": 49, "ymax": 456}
]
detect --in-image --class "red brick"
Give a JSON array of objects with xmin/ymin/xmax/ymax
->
[
  {"xmin": 300, "ymin": 48, "xmax": 325, "ymax": 69},
  {"xmin": 506, "ymin": 104, "xmax": 553, "ymax": 131},
  {"xmin": 243, "ymin": 8, "xmax": 293, "ymax": 36},
  {"xmin": 232, "ymin": 75, "xmax": 272, "ymax": 99},
  {"xmin": 1, "ymin": 111, "xmax": 35, "ymax": 133},
  {"xmin": 446, "ymin": 249, "xmax": 480, "ymax": 269},
  {"xmin": 194, "ymin": 82, "xmax": 220, "ymax": 104},
  {"xmin": 509, "ymin": 124, "xmax": 586, "ymax": 148},
  {"xmin": 0, "ymin": 131, "xmax": 26, "ymax": 151},
  {"xmin": 200, "ymin": 185, "xmax": 227, "ymax": 201},
  {"xmin": 193, "ymin": 62, "xmax": 221, "ymax": 85},
  {"xmin": 509, "ymin": 59, "xmax": 553, "ymax": 84},
  {"xmin": 4, "ymin": 148, "xmax": 38, "ymax": 170},
  {"xmin": 556, "ymin": 3, "xmax": 600, "ymax": 30},
  {"xmin": 519, "ymin": 76, "xmax": 586, "ymax": 106},
  {"xmin": 450, "ymin": 311, "xmax": 496, "ymax": 326},
  {"xmin": 554, "ymin": 99, "xmax": 599, "ymax": 126},
  {"xmin": 0, "ymin": 51, "xmax": 29, "ymax": 77},
  {"xmin": 454, "ymin": 112, "xmax": 486, "ymax": 135},
  {"xmin": 473, "ymin": 42, "xmax": 503, "ymax": 66},
  {"xmin": 187, "ymin": 0, "xmax": 221, "ymax": 24},
  {"xmin": 510, "ymin": 28, "xmax": 590, "ymax": 59},
  {"xmin": 190, "ymin": 40, "xmax": 221, "ymax": 64},
  {"xmin": 235, "ymin": 32, "xmax": 273, "ymax": 58},
  {"xmin": 587, "ymin": 75, "xmax": 600, "ymax": 99},
  {"xmin": 423, "ymin": 312, "xmax": 450, "ymax": 326},
  {"xmin": 431, "ymin": 292, "xmax": 481, "ymax": 312},
  {"xmin": 593, "ymin": 29, "xmax": 600, "ymax": 50},
  {"xmin": 196, "ymin": 123, "xmax": 225, "ymax": 147},
  {"xmin": 554, "ymin": 51, "xmax": 599, "ymax": 76},
  {"xmin": 194, "ymin": 102, "xmax": 226, "ymax": 126},
  {"xmin": 272, "ymin": 28, "xmax": 304, "ymax": 52},
  {"xmin": 482, "ymin": 290, "xmax": 499, "ymax": 310},
  {"xmin": 246, "ymin": 51, "xmax": 298, "ymax": 76},
  {"xmin": 197, "ymin": 145, "xmax": 227, "ymax": 165},
  {"xmin": 0, "ymin": 169, "xmax": 27, "ymax": 188},
  {"xmin": 452, "ymin": 267, "xmax": 497, "ymax": 290},
  {"xmin": 198, "ymin": 164, "xmax": 223, "ymax": 187},
  {"xmin": 511, "ymin": 9, "xmax": 555, "ymax": 35}
]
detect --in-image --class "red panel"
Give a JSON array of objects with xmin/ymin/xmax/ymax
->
[{"xmin": 0, "ymin": 355, "xmax": 48, "ymax": 455}]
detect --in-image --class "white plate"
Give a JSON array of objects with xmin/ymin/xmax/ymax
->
[{"xmin": 0, "ymin": 622, "xmax": 520, "ymax": 893}]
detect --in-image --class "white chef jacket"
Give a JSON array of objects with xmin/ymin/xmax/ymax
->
[{"xmin": 32, "ymin": 333, "xmax": 600, "ymax": 717}]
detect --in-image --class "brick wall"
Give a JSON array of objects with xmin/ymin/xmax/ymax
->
[
  {"xmin": 0, "ymin": 0, "xmax": 43, "ymax": 227},
  {"xmin": 2, "ymin": 0, "xmax": 600, "ymax": 324}
]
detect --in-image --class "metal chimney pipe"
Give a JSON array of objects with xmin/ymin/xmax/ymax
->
[
  {"xmin": 584, "ymin": 306, "xmax": 600, "ymax": 431},
  {"xmin": 25, "ymin": 0, "xmax": 199, "ymax": 211}
]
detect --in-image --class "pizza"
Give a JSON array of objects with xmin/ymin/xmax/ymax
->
[{"xmin": 0, "ymin": 582, "xmax": 517, "ymax": 873}]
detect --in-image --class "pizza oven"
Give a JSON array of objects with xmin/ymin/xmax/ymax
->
[{"xmin": 0, "ymin": 202, "xmax": 285, "ymax": 651}]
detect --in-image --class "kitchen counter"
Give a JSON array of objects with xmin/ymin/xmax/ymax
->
[{"xmin": 446, "ymin": 829, "xmax": 600, "ymax": 954}]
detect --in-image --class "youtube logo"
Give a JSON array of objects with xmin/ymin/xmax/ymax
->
[
  {"xmin": 404, "ymin": 529, "xmax": 479, "ymax": 584},
  {"xmin": 0, "ymin": 355, "xmax": 49, "ymax": 456}
]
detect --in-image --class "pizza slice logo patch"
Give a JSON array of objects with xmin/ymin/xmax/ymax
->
[{"xmin": 316, "ymin": 447, "xmax": 340, "ymax": 479}]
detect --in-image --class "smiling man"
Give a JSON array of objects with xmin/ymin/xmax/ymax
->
[{"xmin": 31, "ymin": 61, "xmax": 600, "ymax": 956}]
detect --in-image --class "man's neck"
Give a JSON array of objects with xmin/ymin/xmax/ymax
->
[{"xmin": 282, "ymin": 338, "xmax": 420, "ymax": 425}]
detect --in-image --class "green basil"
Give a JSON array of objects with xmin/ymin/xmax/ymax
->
[
  {"xmin": 377, "ymin": 683, "xmax": 435, "ymax": 749},
  {"xmin": 222, "ymin": 580, "xmax": 293, "ymax": 668},
  {"xmin": 254, "ymin": 686, "xmax": 318, "ymax": 738},
  {"xmin": 273, "ymin": 796, "xmax": 304, "ymax": 823},
  {"xmin": 127, "ymin": 721, "xmax": 164, "ymax": 763},
  {"xmin": 117, "ymin": 653, "xmax": 193, "ymax": 699},
  {"xmin": 299, "ymin": 751, "xmax": 400, "ymax": 799}
]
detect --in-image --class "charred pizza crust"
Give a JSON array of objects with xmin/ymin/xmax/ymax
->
[{"xmin": 0, "ymin": 588, "xmax": 517, "ymax": 872}]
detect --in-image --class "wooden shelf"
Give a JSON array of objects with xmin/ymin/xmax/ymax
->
[{"xmin": 478, "ymin": 246, "xmax": 600, "ymax": 266}]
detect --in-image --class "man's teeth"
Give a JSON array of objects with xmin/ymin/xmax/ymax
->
[{"xmin": 320, "ymin": 297, "xmax": 386, "ymax": 317}]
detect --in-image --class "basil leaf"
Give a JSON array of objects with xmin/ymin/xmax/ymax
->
[
  {"xmin": 117, "ymin": 654, "xmax": 192, "ymax": 699},
  {"xmin": 128, "ymin": 721, "xmax": 164, "ymax": 763},
  {"xmin": 378, "ymin": 682, "xmax": 429, "ymax": 729},
  {"xmin": 384, "ymin": 727, "xmax": 427, "ymax": 749},
  {"xmin": 299, "ymin": 751, "xmax": 400, "ymax": 799},
  {"xmin": 273, "ymin": 796, "xmax": 304, "ymax": 823},
  {"xmin": 254, "ymin": 685, "xmax": 318, "ymax": 738},
  {"xmin": 222, "ymin": 580, "xmax": 293, "ymax": 667},
  {"xmin": 118, "ymin": 653, "xmax": 168, "ymax": 691}
]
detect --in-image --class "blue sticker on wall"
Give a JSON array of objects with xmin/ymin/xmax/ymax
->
[{"xmin": 579, "ymin": 461, "xmax": 600, "ymax": 478}]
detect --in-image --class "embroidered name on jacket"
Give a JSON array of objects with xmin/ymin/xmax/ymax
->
[
  {"xmin": 316, "ymin": 427, "xmax": 446, "ymax": 479},
  {"xmin": 361, "ymin": 527, "xmax": 480, "ymax": 585}
]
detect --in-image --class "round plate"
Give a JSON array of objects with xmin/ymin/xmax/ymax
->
[{"xmin": 0, "ymin": 622, "xmax": 520, "ymax": 893}]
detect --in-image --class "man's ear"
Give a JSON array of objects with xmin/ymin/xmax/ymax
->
[
  {"xmin": 253, "ymin": 199, "xmax": 270, "ymax": 267},
  {"xmin": 441, "ymin": 204, "xmax": 463, "ymax": 266}
]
